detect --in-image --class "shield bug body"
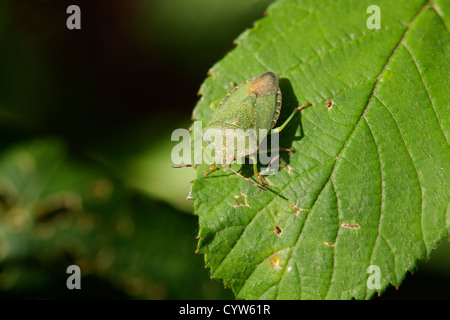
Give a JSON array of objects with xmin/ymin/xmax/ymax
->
[{"xmin": 174, "ymin": 72, "xmax": 311, "ymax": 191}]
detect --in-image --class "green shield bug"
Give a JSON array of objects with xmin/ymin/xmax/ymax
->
[{"xmin": 173, "ymin": 71, "xmax": 311, "ymax": 191}]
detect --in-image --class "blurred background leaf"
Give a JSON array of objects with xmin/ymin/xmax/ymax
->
[{"xmin": 0, "ymin": 139, "xmax": 233, "ymax": 299}]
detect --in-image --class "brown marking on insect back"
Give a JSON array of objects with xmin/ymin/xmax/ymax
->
[
  {"xmin": 247, "ymin": 72, "xmax": 278, "ymax": 98},
  {"xmin": 323, "ymin": 241, "xmax": 335, "ymax": 247},
  {"xmin": 232, "ymin": 39, "xmax": 238, "ymax": 46},
  {"xmin": 233, "ymin": 194, "xmax": 250, "ymax": 208},
  {"xmin": 214, "ymin": 74, "xmax": 265, "ymax": 112},
  {"xmin": 274, "ymin": 225, "xmax": 282, "ymax": 237},
  {"xmin": 326, "ymin": 99, "xmax": 335, "ymax": 110},
  {"xmin": 341, "ymin": 222, "xmax": 360, "ymax": 229}
]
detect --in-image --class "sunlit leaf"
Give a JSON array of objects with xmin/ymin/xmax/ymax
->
[{"xmin": 191, "ymin": 0, "xmax": 450, "ymax": 299}]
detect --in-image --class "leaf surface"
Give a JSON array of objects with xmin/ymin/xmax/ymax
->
[{"xmin": 191, "ymin": 0, "xmax": 450, "ymax": 299}]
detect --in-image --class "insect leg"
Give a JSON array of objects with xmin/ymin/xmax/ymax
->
[
  {"xmin": 173, "ymin": 162, "xmax": 218, "ymax": 176},
  {"xmin": 202, "ymin": 163, "xmax": 218, "ymax": 175},
  {"xmin": 249, "ymin": 154, "xmax": 267, "ymax": 185},
  {"xmin": 172, "ymin": 163, "xmax": 215, "ymax": 168},
  {"xmin": 227, "ymin": 165, "xmax": 267, "ymax": 191},
  {"xmin": 258, "ymin": 147, "xmax": 294, "ymax": 154},
  {"xmin": 270, "ymin": 102, "xmax": 311, "ymax": 134},
  {"xmin": 279, "ymin": 147, "xmax": 294, "ymax": 153}
]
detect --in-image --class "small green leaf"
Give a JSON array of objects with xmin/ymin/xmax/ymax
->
[{"xmin": 192, "ymin": 0, "xmax": 450, "ymax": 299}]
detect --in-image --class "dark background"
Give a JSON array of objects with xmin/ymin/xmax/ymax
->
[{"xmin": 0, "ymin": 0, "xmax": 448, "ymax": 299}]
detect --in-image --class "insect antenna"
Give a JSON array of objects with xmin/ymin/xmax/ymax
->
[
  {"xmin": 172, "ymin": 163, "xmax": 214, "ymax": 168},
  {"xmin": 173, "ymin": 163, "xmax": 218, "ymax": 176},
  {"xmin": 227, "ymin": 166, "xmax": 267, "ymax": 191}
]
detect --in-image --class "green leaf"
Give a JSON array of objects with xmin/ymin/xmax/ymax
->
[{"xmin": 191, "ymin": 0, "xmax": 450, "ymax": 299}]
